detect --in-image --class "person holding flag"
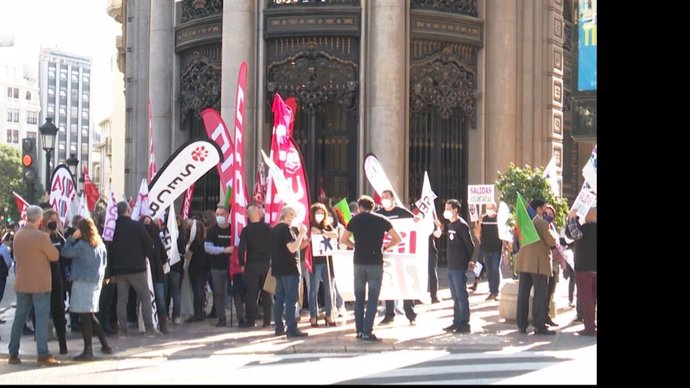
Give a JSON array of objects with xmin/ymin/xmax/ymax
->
[{"xmin": 514, "ymin": 198, "xmax": 558, "ymax": 335}]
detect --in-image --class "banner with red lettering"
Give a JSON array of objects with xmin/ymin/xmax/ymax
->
[
  {"xmin": 102, "ymin": 191, "xmax": 118, "ymax": 241},
  {"xmin": 331, "ymin": 218, "xmax": 429, "ymax": 301},
  {"xmin": 229, "ymin": 61, "xmax": 248, "ymax": 276},
  {"xmin": 201, "ymin": 108, "xmax": 235, "ymax": 197},
  {"xmin": 147, "ymin": 139, "xmax": 223, "ymax": 219},
  {"xmin": 12, "ymin": 191, "xmax": 29, "ymax": 226},
  {"xmin": 180, "ymin": 182, "xmax": 195, "ymax": 220},
  {"xmin": 49, "ymin": 165, "xmax": 77, "ymax": 225}
]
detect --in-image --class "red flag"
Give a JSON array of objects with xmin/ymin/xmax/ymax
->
[
  {"xmin": 264, "ymin": 94, "xmax": 293, "ymax": 225},
  {"xmin": 147, "ymin": 100, "xmax": 157, "ymax": 184},
  {"xmin": 373, "ymin": 191, "xmax": 382, "ymax": 206},
  {"xmin": 229, "ymin": 62, "xmax": 249, "ymax": 276},
  {"xmin": 82, "ymin": 169, "xmax": 100, "ymax": 211},
  {"xmin": 12, "ymin": 191, "xmax": 29, "ymax": 226},
  {"xmin": 181, "ymin": 182, "xmax": 195, "ymax": 220}
]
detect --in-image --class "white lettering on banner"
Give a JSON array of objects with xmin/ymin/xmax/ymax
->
[
  {"xmin": 571, "ymin": 188, "xmax": 596, "ymax": 222},
  {"xmin": 102, "ymin": 192, "xmax": 118, "ymax": 241},
  {"xmin": 332, "ymin": 218, "xmax": 429, "ymax": 301},
  {"xmin": 467, "ymin": 184, "xmax": 495, "ymax": 205},
  {"xmin": 211, "ymin": 123, "xmax": 234, "ymax": 174}
]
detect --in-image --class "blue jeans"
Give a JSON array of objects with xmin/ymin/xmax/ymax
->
[
  {"xmin": 309, "ymin": 262, "xmax": 332, "ymax": 318},
  {"xmin": 353, "ymin": 264, "xmax": 383, "ymax": 336},
  {"xmin": 482, "ymin": 249, "xmax": 502, "ymax": 295},
  {"xmin": 153, "ymin": 282, "xmax": 166, "ymax": 319},
  {"xmin": 9, "ymin": 292, "xmax": 51, "ymax": 357},
  {"xmin": 165, "ymin": 271, "xmax": 182, "ymax": 319},
  {"xmin": 447, "ymin": 270, "xmax": 470, "ymax": 328},
  {"xmin": 274, "ymin": 274, "xmax": 300, "ymax": 333}
]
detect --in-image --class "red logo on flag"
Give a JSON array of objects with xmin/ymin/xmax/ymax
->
[{"xmin": 192, "ymin": 146, "xmax": 208, "ymax": 162}]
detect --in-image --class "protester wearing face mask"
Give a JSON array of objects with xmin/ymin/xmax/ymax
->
[
  {"xmin": 472, "ymin": 202, "xmax": 502, "ymax": 301},
  {"xmin": 307, "ymin": 203, "xmax": 338, "ymax": 327},
  {"xmin": 204, "ymin": 204, "xmax": 234, "ymax": 327},
  {"xmin": 442, "ymin": 199, "xmax": 476, "ymax": 334},
  {"xmin": 375, "ymin": 190, "xmax": 418, "ymax": 326},
  {"xmin": 41, "ymin": 209, "xmax": 69, "ymax": 355}
]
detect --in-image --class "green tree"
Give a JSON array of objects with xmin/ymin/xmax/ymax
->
[
  {"xmin": 0, "ymin": 144, "xmax": 26, "ymax": 223},
  {"xmin": 495, "ymin": 163, "xmax": 569, "ymax": 229}
]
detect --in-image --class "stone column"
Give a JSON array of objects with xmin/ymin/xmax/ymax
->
[
  {"xmin": 221, "ymin": 1, "xmax": 256, "ymax": 183},
  {"xmin": 484, "ymin": 0, "xmax": 518, "ymax": 183},
  {"xmin": 368, "ymin": 0, "xmax": 407, "ymax": 198},
  {"xmin": 148, "ymin": 0, "xmax": 174, "ymax": 167},
  {"xmin": 124, "ymin": 0, "xmax": 150, "ymax": 195}
]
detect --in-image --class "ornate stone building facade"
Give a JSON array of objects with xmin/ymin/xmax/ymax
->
[{"xmin": 108, "ymin": 0, "xmax": 589, "ymax": 214}]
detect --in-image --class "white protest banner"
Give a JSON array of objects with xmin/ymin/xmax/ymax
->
[
  {"xmin": 131, "ymin": 179, "xmax": 151, "ymax": 221},
  {"xmin": 260, "ymin": 149, "xmax": 306, "ymax": 222},
  {"xmin": 160, "ymin": 202, "xmax": 181, "ymax": 271},
  {"xmin": 148, "ymin": 139, "xmax": 223, "ymax": 219},
  {"xmin": 364, "ymin": 153, "xmax": 405, "ymax": 208},
  {"xmin": 332, "ymin": 218, "xmax": 429, "ymax": 301},
  {"xmin": 467, "ymin": 184, "xmax": 495, "ymax": 205},
  {"xmin": 311, "ymin": 234, "xmax": 339, "ymax": 257},
  {"xmin": 102, "ymin": 191, "xmax": 118, "ymax": 241},
  {"xmin": 571, "ymin": 187, "xmax": 596, "ymax": 221},
  {"xmin": 582, "ymin": 144, "xmax": 597, "ymax": 194},
  {"xmin": 497, "ymin": 201, "xmax": 514, "ymax": 242},
  {"xmin": 468, "ymin": 203, "xmax": 479, "ymax": 223},
  {"xmin": 49, "ymin": 165, "xmax": 77, "ymax": 225}
]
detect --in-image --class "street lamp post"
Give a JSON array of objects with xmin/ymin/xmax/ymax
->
[
  {"xmin": 39, "ymin": 118, "xmax": 59, "ymax": 193},
  {"xmin": 66, "ymin": 153, "xmax": 79, "ymax": 194}
]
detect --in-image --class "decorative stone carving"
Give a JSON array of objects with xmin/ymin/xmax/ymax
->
[
  {"xmin": 179, "ymin": 51, "xmax": 221, "ymax": 123},
  {"xmin": 180, "ymin": 0, "xmax": 223, "ymax": 23},
  {"xmin": 267, "ymin": 45, "xmax": 358, "ymax": 112},
  {"xmin": 268, "ymin": 0, "xmax": 359, "ymax": 8},
  {"xmin": 410, "ymin": 0, "xmax": 478, "ymax": 17},
  {"xmin": 410, "ymin": 47, "xmax": 477, "ymax": 120}
]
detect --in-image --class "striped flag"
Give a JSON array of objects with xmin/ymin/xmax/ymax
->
[{"xmin": 147, "ymin": 100, "xmax": 157, "ymax": 184}]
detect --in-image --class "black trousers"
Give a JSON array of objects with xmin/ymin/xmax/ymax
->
[
  {"xmin": 98, "ymin": 282, "xmax": 117, "ymax": 329},
  {"xmin": 516, "ymin": 272, "xmax": 548, "ymax": 331},
  {"xmin": 50, "ymin": 266, "xmax": 67, "ymax": 347},
  {"xmin": 428, "ymin": 250, "xmax": 439, "ymax": 299},
  {"xmin": 189, "ymin": 270, "xmax": 206, "ymax": 319},
  {"xmin": 384, "ymin": 300, "xmax": 417, "ymax": 321},
  {"xmin": 244, "ymin": 262, "xmax": 272, "ymax": 325}
]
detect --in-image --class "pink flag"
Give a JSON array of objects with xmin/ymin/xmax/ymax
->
[
  {"xmin": 147, "ymin": 100, "xmax": 157, "ymax": 184},
  {"xmin": 264, "ymin": 93, "xmax": 312, "ymax": 273},
  {"xmin": 201, "ymin": 108, "xmax": 235, "ymax": 197},
  {"xmin": 229, "ymin": 62, "xmax": 249, "ymax": 276},
  {"xmin": 181, "ymin": 182, "xmax": 195, "ymax": 220}
]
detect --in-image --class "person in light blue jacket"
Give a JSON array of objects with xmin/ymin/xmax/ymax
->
[{"xmin": 61, "ymin": 217, "xmax": 111, "ymax": 361}]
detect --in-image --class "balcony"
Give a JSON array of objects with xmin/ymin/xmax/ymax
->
[{"xmin": 107, "ymin": 0, "xmax": 123, "ymax": 23}]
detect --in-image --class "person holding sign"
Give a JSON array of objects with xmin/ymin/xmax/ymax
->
[
  {"xmin": 308, "ymin": 203, "xmax": 338, "ymax": 327},
  {"xmin": 442, "ymin": 199, "xmax": 476, "ymax": 334},
  {"xmin": 340, "ymin": 195, "xmax": 402, "ymax": 342}
]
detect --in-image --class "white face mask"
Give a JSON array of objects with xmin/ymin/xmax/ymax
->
[
  {"xmin": 381, "ymin": 199, "xmax": 393, "ymax": 209},
  {"xmin": 486, "ymin": 209, "xmax": 496, "ymax": 217},
  {"xmin": 290, "ymin": 217, "xmax": 301, "ymax": 228},
  {"xmin": 314, "ymin": 214, "xmax": 325, "ymax": 223},
  {"xmin": 443, "ymin": 210, "xmax": 454, "ymax": 220},
  {"xmin": 216, "ymin": 216, "xmax": 226, "ymax": 225}
]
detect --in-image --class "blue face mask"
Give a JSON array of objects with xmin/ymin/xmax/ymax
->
[{"xmin": 543, "ymin": 215, "xmax": 554, "ymax": 223}]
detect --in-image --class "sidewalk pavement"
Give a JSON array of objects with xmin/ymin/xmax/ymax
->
[{"xmin": 1, "ymin": 267, "xmax": 594, "ymax": 362}]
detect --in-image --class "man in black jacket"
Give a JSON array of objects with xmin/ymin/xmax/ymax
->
[
  {"xmin": 238, "ymin": 204, "xmax": 273, "ymax": 328},
  {"xmin": 110, "ymin": 202, "xmax": 157, "ymax": 336}
]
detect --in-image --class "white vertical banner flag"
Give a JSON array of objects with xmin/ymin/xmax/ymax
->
[
  {"xmin": 543, "ymin": 156, "xmax": 561, "ymax": 198},
  {"xmin": 582, "ymin": 144, "xmax": 597, "ymax": 194},
  {"xmin": 260, "ymin": 149, "xmax": 306, "ymax": 221},
  {"xmin": 131, "ymin": 179, "xmax": 151, "ymax": 221},
  {"xmin": 102, "ymin": 191, "xmax": 118, "ymax": 241},
  {"xmin": 144, "ymin": 258, "xmax": 159, "ymax": 329},
  {"xmin": 497, "ymin": 201, "xmax": 514, "ymax": 242},
  {"xmin": 162, "ymin": 202, "xmax": 181, "ymax": 269},
  {"xmin": 363, "ymin": 153, "xmax": 405, "ymax": 208},
  {"xmin": 414, "ymin": 171, "xmax": 438, "ymax": 236},
  {"xmin": 78, "ymin": 192, "xmax": 91, "ymax": 219}
]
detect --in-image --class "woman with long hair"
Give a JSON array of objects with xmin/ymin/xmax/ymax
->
[
  {"xmin": 61, "ymin": 218, "xmax": 111, "ymax": 361},
  {"xmin": 41, "ymin": 209, "xmax": 68, "ymax": 355},
  {"xmin": 308, "ymin": 203, "xmax": 337, "ymax": 327}
]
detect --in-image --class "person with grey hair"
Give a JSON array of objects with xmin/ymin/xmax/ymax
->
[
  {"xmin": 7, "ymin": 205, "xmax": 61, "ymax": 366},
  {"xmin": 109, "ymin": 201, "xmax": 158, "ymax": 336}
]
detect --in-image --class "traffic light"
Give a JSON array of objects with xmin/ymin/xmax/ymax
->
[{"xmin": 21, "ymin": 137, "xmax": 38, "ymax": 186}]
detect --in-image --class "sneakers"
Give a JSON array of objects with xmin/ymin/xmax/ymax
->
[
  {"xmin": 37, "ymin": 355, "xmax": 61, "ymax": 366},
  {"xmin": 361, "ymin": 334, "xmax": 381, "ymax": 342},
  {"xmin": 443, "ymin": 324, "xmax": 457, "ymax": 332},
  {"xmin": 379, "ymin": 316, "xmax": 395, "ymax": 325},
  {"xmin": 286, "ymin": 330, "xmax": 308, "ymax": 338},
  {"xmin": 73, "ymin": 352, "xmax": 95, "ymax": 362}
]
